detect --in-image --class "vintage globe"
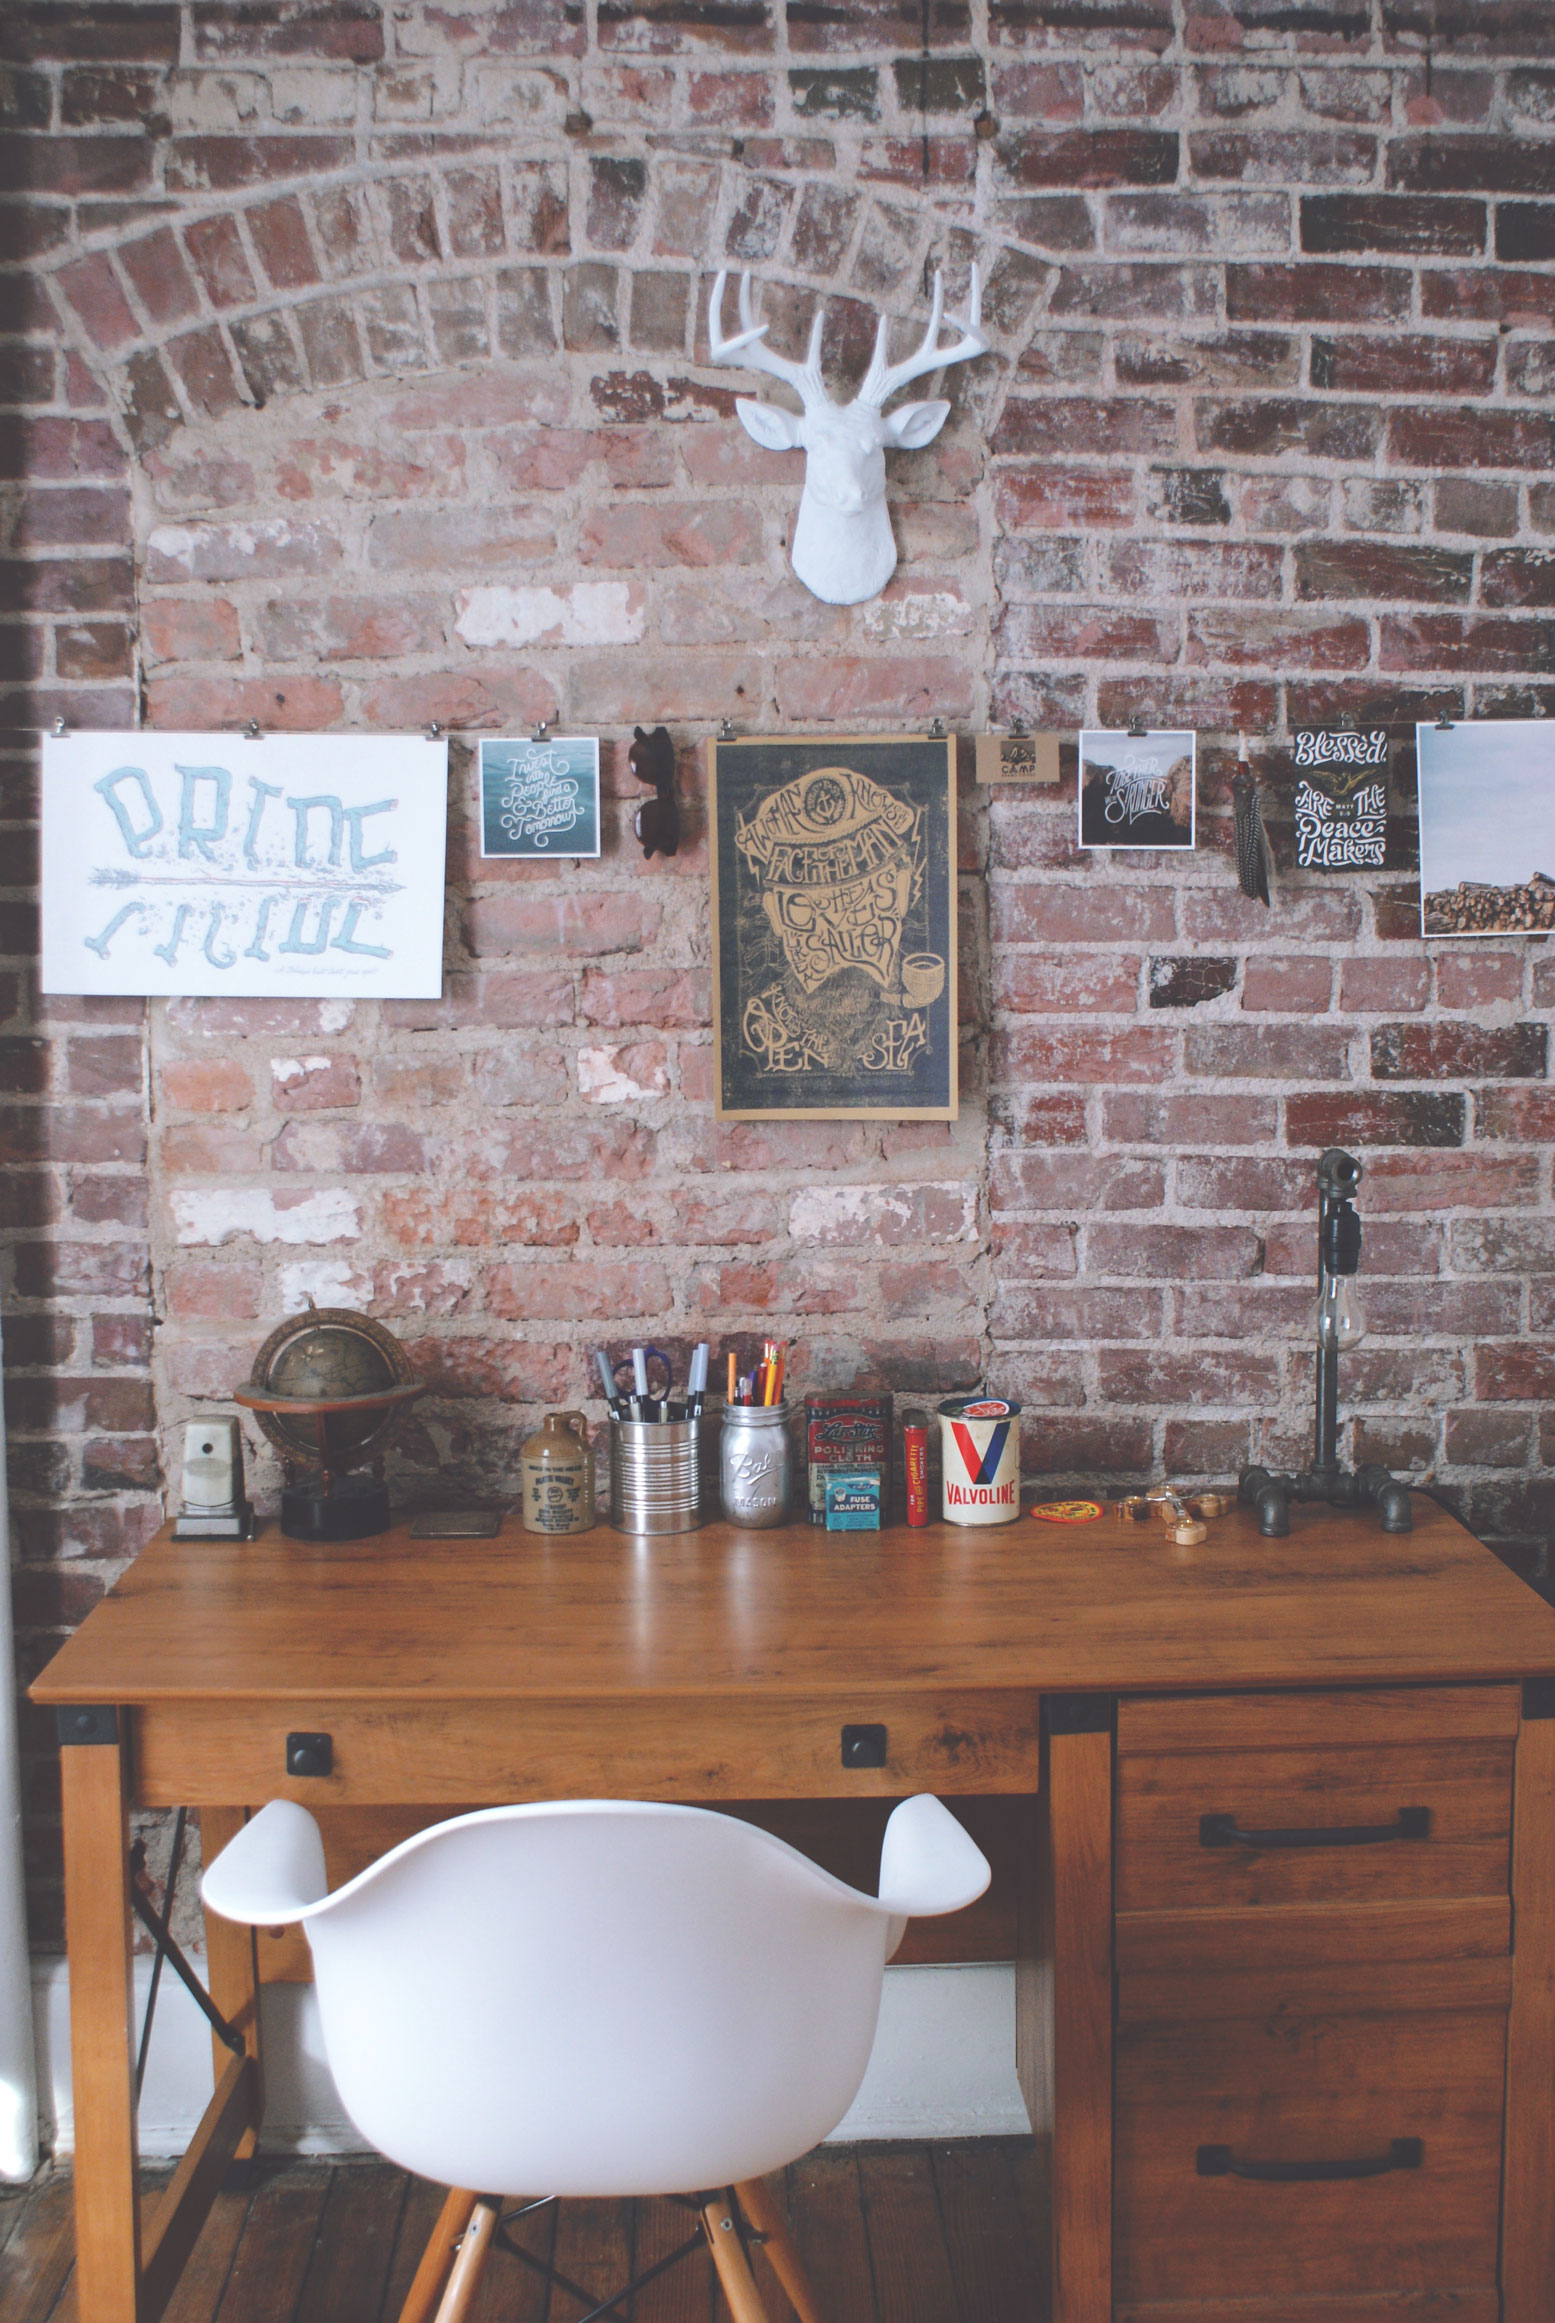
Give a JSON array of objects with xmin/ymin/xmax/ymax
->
[{"xmin": 243, "ymin": 1307, "xmax": 420, "ymax": 1470}]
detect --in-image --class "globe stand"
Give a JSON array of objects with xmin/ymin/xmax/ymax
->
[{"xmin": 281, "ymin": 1472, "xmax": 394, "ymax": 1543}]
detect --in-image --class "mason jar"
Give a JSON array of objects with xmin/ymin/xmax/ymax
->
[{"xmin": 719, "ymin": 1401, "xmax": 791, "ymax": 1528}]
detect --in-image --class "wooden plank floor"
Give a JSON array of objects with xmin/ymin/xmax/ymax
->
[{"xmin": 0, "ymin": 2140, "xmax": 1047, "ymax": 2323}]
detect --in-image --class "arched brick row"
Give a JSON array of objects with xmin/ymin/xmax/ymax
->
[{"xmin": 41, "ymin": 150, "xmax": 1049, "ymax": 457}]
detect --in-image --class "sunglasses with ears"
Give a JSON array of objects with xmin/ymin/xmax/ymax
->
[{"xmin": 630, "ymin": 724, "xmax": 680, "ymax": 860}]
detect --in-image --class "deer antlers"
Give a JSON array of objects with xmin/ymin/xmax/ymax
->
[
  {"xmin": 707, "ymin": 266, "xmax": 987, "ymax": 411},
  {"xmin": 708, "ymin": 269, "xmax": 826, "ymax": 407},
  {"xmin": 857, "ymin": 266, "xmax": 986, "ymax": 410}
]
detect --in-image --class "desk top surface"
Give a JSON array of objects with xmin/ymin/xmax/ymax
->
[{"xmin": 31, "ymin": 1493, "xmax": 1555, "ymax": 1707}]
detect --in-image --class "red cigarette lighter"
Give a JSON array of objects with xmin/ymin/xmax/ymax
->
[{"xmin": 903, "ymin": 1409, "xmax": 929, "ymax": 1527}]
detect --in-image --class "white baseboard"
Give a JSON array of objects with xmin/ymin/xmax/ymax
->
[{"xmin": 32, "ymin": 1956, "xmax": 1034, "ymax": 2162}]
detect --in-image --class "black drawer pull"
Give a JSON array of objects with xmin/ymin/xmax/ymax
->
[
  {"xmin": 1199, "ymin": 1806, "xmax": 1430, "ymax": 1851},
  {"xmin": 1198, "ymin": 2137, "xmax": 1422, "ymax": 2184},
  {"xmin": 286, "ymin": 1731, "xmax": 333, "ymax": 1779}
]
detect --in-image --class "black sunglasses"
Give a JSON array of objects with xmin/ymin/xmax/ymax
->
[{"xmin": 630, "ymin": 725, "xmax": 680, "ymax": 860}]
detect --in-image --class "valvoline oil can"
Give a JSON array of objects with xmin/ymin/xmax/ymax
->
[{"xmin": 936, "ymin": 1393, "xmax": 1022, "ymax": 1526}]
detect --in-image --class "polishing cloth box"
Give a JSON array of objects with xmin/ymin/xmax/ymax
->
[
  {"xmin": 825, "ymin": 1469, "xmax": 882, "ymax": 1530},
  {"xmin": 805, "ymin": 1392, "xmax": 891, "ymax": 1526}
]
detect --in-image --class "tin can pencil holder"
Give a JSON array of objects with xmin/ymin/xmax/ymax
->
[{"xmin": 609, "ymin": 1415, "xmax": 704, "ymax": 1535}]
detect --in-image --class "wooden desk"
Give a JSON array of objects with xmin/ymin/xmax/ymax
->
[{"xmin": 31, "ymin": 1495, "xmax": 1555, "ymax": 2323}]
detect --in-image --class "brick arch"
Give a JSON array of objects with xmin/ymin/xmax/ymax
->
[{"xmin": 42, "ymin": 148, "xmax": 1046, "ymax": 458}]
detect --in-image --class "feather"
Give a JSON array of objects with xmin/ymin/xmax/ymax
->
[{"xmin": 1232, "ymin": 768, "xmax": 1271, "ymax": 905}]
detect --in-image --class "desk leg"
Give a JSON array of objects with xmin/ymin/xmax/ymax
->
[
  {"xmin": 199, "ymin": 1809, "xmax": 262, "ymax": 2161},
  {"xmin": 1019, "ymin": 1715, "xmax": 1112, "ymax": 2323},
  {"xmin": 1503, "ymin": 1703, "xmax": 1555, "ymax": 2323},
  {"xmin": 61, "ymin": 1728, "xmax": 142, "ymax": 2323}
]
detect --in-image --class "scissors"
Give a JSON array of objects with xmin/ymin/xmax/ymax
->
[{"xmin": 611, "ymin": 1346, "xmax": 674, "ymax": 1410}]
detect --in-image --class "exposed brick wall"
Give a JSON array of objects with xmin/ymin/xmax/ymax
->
[{"xmin": 3, "ymin": 0, "xmax": 1555, "ymax": 1943}]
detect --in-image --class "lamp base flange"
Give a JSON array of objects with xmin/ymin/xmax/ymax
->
[{"xmin": 1239, "ymin": 1464, "xmax": 1413, "ymax": 1538}]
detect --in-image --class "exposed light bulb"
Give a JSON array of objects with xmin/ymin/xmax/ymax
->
[{"xmin": 1317, "ymin": 1269, "xmax": 1365, "ymax": 1351}]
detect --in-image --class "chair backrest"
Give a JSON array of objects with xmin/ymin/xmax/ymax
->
[{"xmin": 267, "ymin": 1801, "xmax": 916, "ymax": 2196}]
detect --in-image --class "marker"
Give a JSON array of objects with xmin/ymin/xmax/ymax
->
[
  {"xmin": 628, "ymin": 1345, "xmax": 648, "ymax": 1421},
  {"xmin": 594, "ymin": 1348, "xmax": 623, "ymax": 1418},
  {"xmin": 688, "ymin": 1342, "xmax": 709, "ymax": 1419}
]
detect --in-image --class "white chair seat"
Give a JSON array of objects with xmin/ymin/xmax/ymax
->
[{"xmin": 202, "ymin": 1793, "xmax": 990, "ymax": 2200}]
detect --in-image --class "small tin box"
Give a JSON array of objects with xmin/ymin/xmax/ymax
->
[
  {"xmin": 805, "ymin": 1392, "xmax": 891, "ymax": 1526},
  {"xmin": 825, "ymin": 1468, "xmax": 882, "ymax": 1531}
]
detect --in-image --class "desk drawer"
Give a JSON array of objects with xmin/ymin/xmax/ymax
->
[
  {"xmin": 1116, "ymin": 1687, "xmax": 1517, "ymax": 1914},
  {"xmin": 135, "ymin": 1688, "xmax": 1041, "ymax": 1806},
  {"xmin": 1114, "ymin": 1979, "xmax": 1507, "ymax": 2312}
]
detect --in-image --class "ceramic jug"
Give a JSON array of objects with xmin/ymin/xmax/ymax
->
[{"xmin": 520, "ymin": 1410, "xmax": 595, "ymax": 1535}]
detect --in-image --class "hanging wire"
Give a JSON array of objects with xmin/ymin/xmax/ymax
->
[{"xmin": 920, "ymin": 0, "xmax": 931, "ymax": 180}]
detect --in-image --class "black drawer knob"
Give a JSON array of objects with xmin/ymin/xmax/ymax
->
[
  {"xmin": 841, "ymin": 1724, "xmax": 887, "ymax": 1770},
  {"xmin": 286, "ymin": 1731, "xmax": 333, "ymax": 1779}
]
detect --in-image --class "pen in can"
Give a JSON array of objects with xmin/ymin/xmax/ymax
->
[{"xmin": 903, "ymin": 1408, "xmax": 929, "ymax": 1527}]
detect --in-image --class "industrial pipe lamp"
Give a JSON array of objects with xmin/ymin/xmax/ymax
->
[{"xmin": 1240, "ymin": 1148, "xmax": 1413, "ymax": 1538}]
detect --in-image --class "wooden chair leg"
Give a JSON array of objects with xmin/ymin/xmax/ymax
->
[
  {"xmin": 702, "ymin": 2194, "xmax": 778, "ymax": 2323},
  {"xmin": 432, "ymin": 2198, "xmax": 500, "ymax": 2323},
  {"xmin": 735, "ymin": 2177, "xmax": 825, "ymax": 2323},
  {"xmin": 394, "ymin": 2188, "xmax": 479, "ymax": 2323}
]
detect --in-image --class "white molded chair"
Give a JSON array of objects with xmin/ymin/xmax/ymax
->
[{"xmin": 202, "ymin": 1793, "xmax": 990, "ymax": 2323}]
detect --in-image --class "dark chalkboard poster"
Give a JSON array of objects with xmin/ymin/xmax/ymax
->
[
  {"xmin": 708, "ymin": 735, "xmax": 957, "ymax": 1121},
  {"xmin": 1292, "ymin": 728, "xmax": 1390, "ymax": 870}
]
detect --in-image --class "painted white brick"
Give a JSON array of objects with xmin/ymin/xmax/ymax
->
[
  {"xmin": 271, "ymin": 1057, "xmax": 334, "ymax": 1088},
  {"xmin": 862, "ymin": 591, "xmax": 974, "ymax": 642},
  {"xmin": 454, "ymin": 582, "xmax": 646, "ymax": 650},
  {"xmin": 171, "ymin": 1189, "xmax": 362, "ymax": 1248},
  {"xmin": 277, "ymin": 1259, "xmax": 373, "ymax": 1309},
  {"xmin": 577, "ymin": 1044, "xmax": 669, "ymax": 1105}
]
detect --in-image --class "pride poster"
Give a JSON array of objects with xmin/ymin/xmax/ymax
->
[{"xmin": 41, "ymin": 730, "xmax": 448, "ymax": 998}]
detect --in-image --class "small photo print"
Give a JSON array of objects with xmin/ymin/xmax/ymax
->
[
  {"xmin": 974, "ymin": 731, "xmax": 1061, "ymax": 785},
  {"xmin": 1292, "ymin": 728, "xmax": 1390, "ymax": 872},
  {"xmin": 1079, "ymin": 730, "xmax": 1196, "ymax": 850},
  {"xmin": 1417, "ymin": 719, "xmax": 1555, "ymax": 937},
  {"xmin": 480, "ymin": 735, "xmax": 601, "ymax": 858}
]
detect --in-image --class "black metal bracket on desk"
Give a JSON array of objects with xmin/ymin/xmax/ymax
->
[
  {"xmin": 56, "ymin": 1703, "xmax": 118, "ymax": 1746},
  {"xmin": 1043, "ymin": 1693, "xmax": 1113, "ymax": 1738}
]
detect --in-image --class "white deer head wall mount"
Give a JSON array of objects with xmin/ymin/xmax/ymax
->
[{"xmin": 707, "ymin": 267, "xmax": 990, "ymax": 608}]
